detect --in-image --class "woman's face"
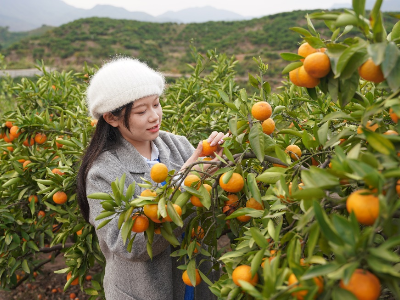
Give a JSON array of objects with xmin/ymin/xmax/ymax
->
[{"xmin": 107, "ymin": 95, "xmax": 163, "ymax": 147}]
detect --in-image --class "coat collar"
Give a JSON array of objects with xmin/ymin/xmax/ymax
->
[{"xmin": 113, "ymin": 132, "xmax": 171, "ymax": 174}]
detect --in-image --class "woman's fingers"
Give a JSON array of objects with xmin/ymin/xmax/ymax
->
[{"xmin": 208, "ymin": 131, "xmax": 228, "ymax": 147}]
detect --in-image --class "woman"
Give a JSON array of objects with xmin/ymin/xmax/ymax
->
[{"xmin": 77, "ymin": 57, "xmax": 224, "ymax": 300}]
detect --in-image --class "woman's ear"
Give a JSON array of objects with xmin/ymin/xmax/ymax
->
[{"xmin": 103, "ymin": 112, "xmax": 119, "ymax": 127}]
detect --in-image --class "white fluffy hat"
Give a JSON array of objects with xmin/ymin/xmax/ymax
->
[{"xmin": 86, "ymin": 57, "xmax": 165, "ymax": 119}]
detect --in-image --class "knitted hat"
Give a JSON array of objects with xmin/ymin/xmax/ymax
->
[{"xmin": 86, "ymin": 57, "xmax": 165, "ymax": 119}]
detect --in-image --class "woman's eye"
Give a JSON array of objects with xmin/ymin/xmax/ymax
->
[
  {"xmin": 138, "ymin": 111, "xmax": 146, "ymax": 115},
  {"xmin": 154, "ymin": 103, "xmax": 159, "ymax": 107}
]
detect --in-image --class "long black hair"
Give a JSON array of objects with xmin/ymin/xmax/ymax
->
[{"xmin": 77, "ymin": 102, "xmax": 133, "ymax": 223}]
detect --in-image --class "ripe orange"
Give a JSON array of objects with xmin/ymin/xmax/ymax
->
[
  {"xmin": 23, "ymin": 160, "xmax": 31, "ymax": 170},
  {"xmin": 232, "ymin": 265, "xmax": 258, "ymax": 287},
  {"xmin": 6, "ymin": 146, "xmax": 14, "ymax": 152},
  {"xmin": 150, "ymin": 163, "xmax": 168, "ymax": 183},
  {"xmin": 86, "ymin": 275, "xmax": 92, "ymax": 281},
  {"xmin": 286, "ymin": 145, "xmax": 302, "ymax": 160},
  {"xmin": 53, "ymin": 191, "xmax": 68, "ymax": 204},
  {"xmin": 193, "ymin": 241, "xmax": 201, "ymax": 254},
  {"xmin": 52, "ymin": 168, "xmax": 65, "ymax": 176},
  {"xmin": 289, "ymin": 68, "xmax": 302, "ymax": 86},
  {"xmin": 182, "ymin": 269, "xmax": 201, "ymax": 287},
  {"xmin": 163, "ymin": 204, "xmax": 182, "ymax": 222},
  {"xmin": 251, "ymin": 101, "xmax": 272, "ymax": 121},
  {"xmin": 357, "ymin": 120, "xmax": 379, "ymax": 134},
  {"xmin": 298, "ymin": 43, "xmax": 318, "ymax": 62},
  {"xmin": 288, "ymin": 273, "xmax": 324, "ymax": 300},
  {"xmin": 69, "ymin": 293, "xmax": 76, "ymax": 299},
  {"xmin": 303, "ymin": 52, "xmax": 331, "ymax": 78},
  {"xmin": 131, "ymin": 215, "xmax": 150, "ymax": 232},
  {"xmin": 346, "ymin": 189, "xmax": 379, "ymax": 225},
  {"xmin": 201, "ymin": 140, "xmax": 218, "ymax": 156},
  {"xmin": 190, "ymin": 184, "xmax": 212, "ymax": 207},
  {"xmin": 143, "ymin": 204, "xmax": 159, "ymax": 219},
  {"xmin": 219, "ymin": 172, "xmax": 244, "ymax": 193},
  {"xmin": 389, "ymin": 108, "xmax": 399, "ymax": 123},
  {"xmin": 358, "ymin": 58, "xmax": 385, "ymax": 83},
  {"xmin": 236, "ymin": 208, "xmax": 251, "ymax": 223},
  {"xmin": 140, "ymin": 189, "xmax": 157, "ymax": 197},
  {"xmin": 225, "ymin": 194, "xmax": 239, "ymax": 207},
  {"xmin": 396, "ymin": 180, "xmax": 400, "ymax": 196},
  {"xmin": 261, "ymin": 250, "xmax": 277, "ymax": 267},
  {"xmin": 10, "ymin": 126, "xmax": 22, "ymax": 138},
  {"xmin": 38, "ymin": 211, "xmax": 45, "ymax": 218},
  {"xmin": 184, "ymin": 174, "xmax": 201, "ymax": 189},
  {"xmin": 3, "ymin": 134, "xmax": 14, "ymax": 143},
  {"xmin": 154, "ymin": 227, "xmax": 161, "ymax": 234},
  {"xmin": 91, "ymin": 119, "xmax": 98, "ymax": 127},
  {"xmin": 23, "ymin": 137, "xmax": 34, "ymax": 147},
  {"xmin": 339, "ymin": 269, "xmax": 380, "ymax": 300},
  {"xmin": 55, "ymin": 137, "xmax": 63, "ymax": 148},
  {"xmin": 67, "ymin": 272, "xmax": 79, "ymax": 286},
  {"xmin": 29, "ymin": 195, "xmax": 38, "ymax": 203},
  {"xmin": 5, "ymin": 121, "xmax": 13, "ymax": 128},
  {"xmin": 262, "ymin": 118, "xmax": 275, "ymax": 135},
  {"xmin": 298, "ymin": 66, "xmax": 320, "ymax": 88},
  {"xmin": 246, "ymin": 198, "xmax": 264, "ymax": 210},
  {"xmin": 34, "ymin": 133, "xmax": 47, "ymax": 144},
  {"xmin": 76, "ymin": 229, "xmax": 83, "ymax": 236},
  {"xmin": 191, "ymin": 226, "xmax": 205, "ymax": 239},
  {"xmin": 383, "ymin": 130, "xmax": 398, "ymax": 135}
]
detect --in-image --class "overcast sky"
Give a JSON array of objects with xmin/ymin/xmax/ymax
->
[{"xmin": 62, "ymin": 0, "xmax": 351, "ymax": 17}]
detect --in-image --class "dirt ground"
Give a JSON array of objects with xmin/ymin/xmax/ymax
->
[{"xmin": 0, "ymin": 235, "xmax": 231, "ymax": 300}]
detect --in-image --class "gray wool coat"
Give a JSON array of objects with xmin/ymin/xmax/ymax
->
[{"xmin": 86, "ymin": 131, "xmax": 218, "ymax": 300}]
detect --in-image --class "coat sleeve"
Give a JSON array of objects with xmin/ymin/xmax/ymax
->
[{"xmin": 86, "ymin": 152, "xmax": 190, "ymax": 262}]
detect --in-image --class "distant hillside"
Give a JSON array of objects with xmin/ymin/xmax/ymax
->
[
  {"xmin": 2, "ymin": 10, "xmax": 398, "ymax": 86},
  {"xmin": 0, "ymin": 25, "xmax": 53, "ymax": 49},
  {"xmin": 0, "ymin": 0, "xmax": 248, "ymax": 32}
]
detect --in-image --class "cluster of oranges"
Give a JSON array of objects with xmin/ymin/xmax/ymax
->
[
  {"xmin": 251, "ymin": 101, "xmax": 275, "ymax": 135},
  {"xmin": 289, "ymin": 43, "xmax": 330, "ymax": 88}
]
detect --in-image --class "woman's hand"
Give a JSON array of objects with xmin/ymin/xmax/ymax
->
[{"xmin": 179, "ymin": 131, "xmax": 229, "ymax": 174}]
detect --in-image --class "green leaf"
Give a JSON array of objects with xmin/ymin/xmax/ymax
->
[
  {"xmin": 27, "ymin": 241, "xmax": 39, "ymax": 251},
  {"xmin": 160, "ymin": 226, "xmax": 180, "ymax": 246},
  {"xmin": 364, "ymin": 131, "xmax": 395, "ymax": 155},
  {"xmin": 313, "ymin": 201, "xmax": 343, "ymax": 246},
  {"xmin": 198, "ymin": 269, "xmax": 213, "ymax": 286},
  {"xmin": 317, "ymin": 121, "xmax": 330, "ymax": 146},
  {"xmin": 95, "ymin": 211, "xmax": 115, "ymax": 221},
  {"xmin": 381, "ymin": 42, "xmax": 399, "ymax": 78},
  {"xmin": 282, "ymin": 62, "xmax": 303, "ymax": 75},
  {"xmin": 335, "ymin": 13, "xmax": 358, "ymax": 27},
  {"xmin": 218, "ymin": 90, "xmax": 230, "ymax": 103},
  {"xmin": 247, "ymin": 173, "xmax": 261, "ymax": 204},
  {"xmin": 158, "ymin": 197, "xmax": 167, "ymax": 218},
  {"xmin": 96, "ymin": 218, "xmax": 112, "ymax": 230},
  {"xmin": 248, "ymin": 73, "xmax": 259, "ymax": 88},
  {"xmin": 167, "ymin": 201, "xmax": 183, "ymax": 227},
  {"xmin": 385, "ymin": 53, "xmax": 400, "ymax": 91},
  {"xmin": 256, "ymin": 172, "xmax": 286, "ymax": 184},
  {"xmin": 280, "ymin": 53, "xmax": 304, "ymax": 61},
  {"xmin": 174, "ymin": 192, "xmax": 191, "ymax": 207},
  {"xmin": 249, "ymin": 227, "xmax": 269, "ymax": 248},
  {"xmin": 289, "ymin": 27, "xmax": 312, "ymax": 37},
  {"xmin": 390, "ymin": 20, "xmax": 400, "ymax": 41},
  {"xmin": 84, "ymin": 288, "xmax": 99, "ymax": 296},
  {"xmin": 352, "ymin": 0, "xmax": 366, "ymax": 19},
  {"xmin": 121, "ymin": 216, "xmax": 133, "ymax": 245},
  {"xmin": 332, "ymin": 287, "xmax": 358, "ymax": 300},
  {"xmin": 251, "ymin": 248, "xmax": 265, "ymax": 277},
  {"xmin": 303, "ymin": 37, "xmax": 326, "ymax": 49},
  {"xmin": 249, "ymin": 123, "xmax": 265, "ymax": 162},
  {"xmin": 187, "ymin": 259, "xmax": 197, "ymax": 286},
  {"xmin": 302, "ymin": 263, "xmax": 340, "ymax": 280},
  {"xmin": 275, "ymin": 145, "xmax": 291, "ymax": 165},
  {"xmin": 22, "ymin": 259, "xmax": 30, "ymax": 274}
]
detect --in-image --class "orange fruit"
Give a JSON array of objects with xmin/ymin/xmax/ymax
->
[
  {"xmin": 225, "ymin": 194, "xmax": 239, "ymax": 207},
  {"xmin": 67, "ymin": 272, "xmax": 79, "ymax": 286},
  {"xmin": 76, "ymin": 229, "xmax": 83, "ymax": 235},
  {"xmin": 52, "ymin": 168, "xmax": 65, "ymax": 176},
  {"xmin": 246, "ymin": 198, "xmax": 264, "ymax": 210},
  {"xmin": 201, "ymin": 140, "xmax": 218, "ymax": 156},
  {"xmin": 383, "ymin": 130, "xmax": 398, "ymax": 135},
  {"xmin": 190, "ymin": 184, "xmax": 212, "ymax": 207},
  {"xmin": 140, "ymin": 189, "xmax": 157, "ymax": 197},
  {"xmin": 298, "ymin": 66, "xmax": 320, "ymax": 88},
  {"xmin": 232, "ymin": 265, "xmax": 258, "ymax": 287},
  {"xmin": 288, "ymin": 273, "xmax": 324, "ymax": 300},
  {"xmin": 69, "ymin": 293, "xmax": 76, "ymax": 299},
  {"xmin": 236, "ymin": 208, "xmax": 251, "ymax": 223},
  {"xmin": 23, "ymin": 160, "xmax": 31, "ymax": 170},
  {"xmin": 219, "ymin": 172, "xmax": 244, "ymax": 193},
  {"xmin": 23, "ymin": 138, "xmax": 34, "ymax": 147},
  {"xmin": 34, "ymin": 133, "xmax": 47, "ymax": 144},
  {"xmin": 262, "ymin": 118, "xmax": 275, "ymax": 135},
  {"xmin": 10, "ymin": 126, "xmax": 22, "ymax": 138},
  {"xmin": 163, "ymin": 204, "xmax": 182, "ymax": 222},
  {"xmin": 182, "ymin": 269, "xmax": 201, "ymax": 287},
  {"xmin": 191, "ymin": 226, "xmax": 205, "ymax": 239},
  {"xmin": 358, "ymin": 58, "xmax": 385, "ymax": 83},
  {"xmin": 396, "ymin": 180, "xmax": 400, "ymax": 196},
  {"xmin": 346, "ymin": 189, "xmax": 379, "ymax": 225},
  {"xmin": 91, "ymin": 119, "xmax": 98, "ymax": 127},
  {"xmin": 389, "ymin": 108, "xmax": 399, "ymax": 123},
  {"xmin": 289, "ymin": 67, "xmax": 302, "ymax": 86},
  {"xmin": 193, "ymin": 241, "xmax": 201, "ymax": 254},
  {"xmin": 6, "ymin": 146, "xmax": 14, "ymax": 152},
  {"xmin": 285, "ymin": 145, "xmax": 302, "ymax": 160},
  {"xmin": 150, "ymin": 163, "xmax": 168, "ymax": 183},
  {"xmin": 86, "ymin": 275, "xmax": 92, "ymax": 281},
  {"xmin": 29, "ymin": 195, "xmax": 38, "ymax": 203},
  {"xmin": 261, "ymin": 250, "xmax": 277, "ymax": 267},
  {"xmin": 184, "ymin": 174, "xmax": 201, "ymax": 189},
  {"xmin": 55, "ymin": 137, "xmax": 63, "ymax": 148},
  {"xmin": 3, "ymin": 134, "xmax": 14, "ymax": 143},
  {"xmin": 131, "ymin": 215, "xmax": 150, "ymax": 232},
  {"xmin": 303, "ymin": 52, "xmax": 331, "ymax": 78},
  {"xmin": 273, "ymin": 163, "xmax": 287, "ymax": 168},
  {"xmin": 357, "ymin": 120, "xmax": 379, "ymax": 134},
  {"xmin": 298, "ymin": 43, "xmax": 318, "ymax": 62},
  {"xmin": 339, "ymin": 269, "xmax": 380, "ymax": 300},
  {"xmin": 53, "ymin": 191, "xmax": 68, "ymax": 204},
  {"xmin": 154, "ymin": 227, "xmax": 161, "ymax": 234},
  {"xmin": 143, "ymin": 204, "xmax": 159, "ymax": 220},
  {"xmin": 38, "ymin": 211, "xmax": 45, "ymax": 218},
  {"xmin": 5, "ymin": 121, "xmax": 13, "ymax": 128},
  {"xmin": 251, "ymin": 101, "xmax": 272, "ymax": 121}
]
